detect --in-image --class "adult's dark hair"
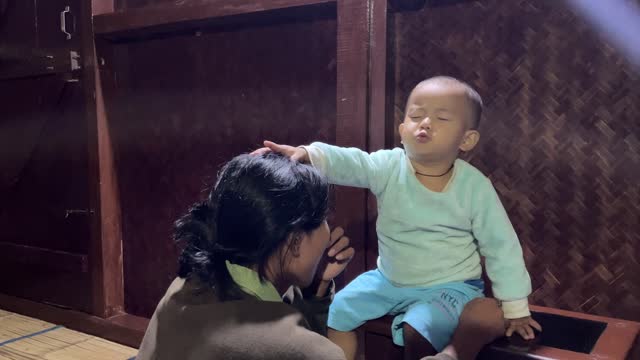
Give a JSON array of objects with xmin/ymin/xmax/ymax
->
[{"xmin": 175, "ymin": 152, "xmax": 329, "ymax": 300}]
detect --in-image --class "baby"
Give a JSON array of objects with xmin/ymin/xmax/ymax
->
[{"xmin": 258, "ymin": 76, "xmax": 540, "ymax": 359}]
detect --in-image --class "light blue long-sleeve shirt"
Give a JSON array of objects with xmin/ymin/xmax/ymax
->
[{"xmin": 306, "ymin": 143, "xmax": 532, "ymax": 318}]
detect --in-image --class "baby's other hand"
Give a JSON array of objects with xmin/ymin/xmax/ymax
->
[{"xmin": 505, "ymin": 316, "xmax": 542, "ymax": 340}]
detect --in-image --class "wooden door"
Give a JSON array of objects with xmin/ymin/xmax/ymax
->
[
  {"xmin": 0, "ymin": 75, "xmax": 92, "ymax": 312},
  {"xmin": 0, "ymin": 0, "xmax": 91, "ymax": 312}
]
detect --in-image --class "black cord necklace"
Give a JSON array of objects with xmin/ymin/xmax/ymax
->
[{"xmin": 415, "ymin": 164, "xmax": 454, "ymax": 177}]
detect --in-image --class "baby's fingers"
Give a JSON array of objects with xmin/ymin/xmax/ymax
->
[
  {"xmin": 329, "ymin": 227, "xmax": 345, "ymax": 244},
  {"xmin": 335, "ymin": 246, "xmax": 355, "ymax": 262},
  {"xmin": 530, "ymin": 319, "xmax": 542, "ymax": 332},
  {"xmin": 328, "ymin": 236, "xmax": 350, "ymax": 257},
  {"xmin": 250, "ymin": 147, "xmax": 271, "ymax": 156},
  {"xmin": 517, "ymin": 325, "xmax": 534, "ymax": 340},
  {"xmin": 505, "ymin": 325, "xmax": 515, "ymax": 337}
]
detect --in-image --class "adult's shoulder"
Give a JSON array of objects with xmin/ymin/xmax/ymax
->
[{"xmin": 198, "ymin": 301, "xmax": 345, "ymax": 359}]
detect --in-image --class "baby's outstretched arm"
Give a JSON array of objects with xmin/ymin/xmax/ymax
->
[{"xmin": 254, "ymin": 140, "xmax": 396, "ymax": 195}]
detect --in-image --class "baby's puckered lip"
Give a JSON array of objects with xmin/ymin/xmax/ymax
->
[{"xmin": 415, "ymin": 131, "xmax": 430, "ymax": 142}]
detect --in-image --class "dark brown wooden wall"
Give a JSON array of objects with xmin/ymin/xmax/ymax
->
[
  {"xmin": 102, "ymin": 12, "xmax": 337, "ymax": 318},
  {"xmin": 385, "ymin": 0, "xmax": 640, "ymax": 322}
]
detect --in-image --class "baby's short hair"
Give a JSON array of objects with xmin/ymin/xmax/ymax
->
[{"xmin": 415, "ymin": 76, "xmax": 483, "ymax": 129}]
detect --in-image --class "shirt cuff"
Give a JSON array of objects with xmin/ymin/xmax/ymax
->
[
  {"xmin": 500, "ymin": 298, "xmax": 531, "ymax": 319},
  {"xmin": 300, "ymin": 145, "xmax": 327, "ymax": 174}
]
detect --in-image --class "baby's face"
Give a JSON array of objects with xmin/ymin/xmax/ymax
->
[{"xmin": 399, "ymin": 82, "xmax": 474, "ymax": 161}]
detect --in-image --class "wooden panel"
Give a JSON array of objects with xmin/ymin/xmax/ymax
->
[
  {"xmin": 0, "ymin": 1, "xmax": 39, "ymax": 79},
  {"xmin": 0, "ymin": 75, "xmax": 91, "ymax": 311},
  {"xmin": 94, "ymin": 0, "xmax": 334, "ymax": 37},
  {"xmin": 0, "ymin": 242, "xmax": 88, "ymax": 273},
  {"xmin": 0, "ymin": 47, "xmax": 75, "ymax": 81},
  {"xmin": 0, "ymin": 77, "xmax": 90, "ymax": 254},
  {"xmin": 0, "ymin": 1, "xmax": 37, "ymax": 51},
  {"xmin": 99, "ymin": 13, "xmax": 337, "ymax": 317},
  {"xmin": 387, "ymin": 0, "xmax": 640, "ymax": 322}
]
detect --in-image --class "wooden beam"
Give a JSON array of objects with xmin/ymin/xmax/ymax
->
[
  {"xmin": 365, "ymin": 0, "xmax": 388, "ymax": 271},
  {"xmin": 335, "ymin": 0, "xmax": 371, "ymax": 287},
  {"xmin": 93, "ymin": 0, "xmax": 335, "ymax": 37},
  {"xmin": 82, "ymin": 0, "xmax": 125, "ymax": 319},
  {"xmin": 367, "ymin": 0, "xmax": 388, "ymax": 152},
  {"xmin": 335, "ymin": 0, "xmax": 390, "ymax": 278}
]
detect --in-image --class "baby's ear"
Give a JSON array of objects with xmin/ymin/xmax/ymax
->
[{"xmin": 460, "ymin": 130, "xmax": 480, "ymax": 152}]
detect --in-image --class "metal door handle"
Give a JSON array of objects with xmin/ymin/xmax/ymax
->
[{"xmin": 60, "ymin": 6, "xmax": 73, "ymax": 40}]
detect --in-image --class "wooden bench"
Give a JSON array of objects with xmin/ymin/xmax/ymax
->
[{"xmin": 362, "ymin": 305, "xmax": 640, "ymax": 359}]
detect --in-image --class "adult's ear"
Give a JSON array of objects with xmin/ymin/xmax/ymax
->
[{"xmin": 286, "ymin": 232, "xmax": 303, "ymax": 258}]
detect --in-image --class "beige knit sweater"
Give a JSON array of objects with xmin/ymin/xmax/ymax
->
[{"xmin": 136, "ymin": 277, "xmax": 346, "ymax": 360}]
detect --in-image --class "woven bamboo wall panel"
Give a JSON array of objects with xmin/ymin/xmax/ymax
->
[{"xmin": 388, "ymin": 0, "xmax": 640, "ymax": 321}]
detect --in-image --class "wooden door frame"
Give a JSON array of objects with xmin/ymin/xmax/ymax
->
[{"xmin": 335, "ymin": 0, "xmax": 388, "ymax": 285}]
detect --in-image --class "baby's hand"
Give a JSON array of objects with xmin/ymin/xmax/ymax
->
[
  {"xmin": 505, "ymin": 316, "xmax": 542, "ymax": 340},
  {"xmin": 250, "ymin": 140, "xmax": 309, "ymax": 163},
  {"xmin": 318, "ymin": 226, "xmax": 355, "ymax": 281}
]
